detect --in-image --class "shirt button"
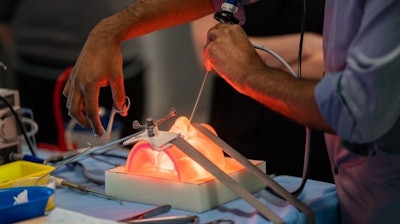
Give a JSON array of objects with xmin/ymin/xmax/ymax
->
[{"xmin": 333, "ymin": 166, "xmax": 339, "ymax": 175}]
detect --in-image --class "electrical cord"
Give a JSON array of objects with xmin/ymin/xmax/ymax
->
[
  {"xmin": 293, "ymin": 0, "xmax": 309, "ymax": 198},
  {"xmin": 73, "ymin": 161, "xmax": 106, "ymax": 185},
  {"xmin": 213, "ymin": 0, "xmax": 310, "ymax": 198},
  {"xmin": 60, "ymin": 147, "xmax": 128, "ymax": 185},
  {"xmin": 20, "ymin": 108, "xmax": 39, "ymax": 147},
  {"xmin": 251, "ymin": 0, "xmax": 309, "ymax": 198},
  {"xmin": 297, "ymin": 0, "xmax": 306, "ymax": 80},
  {"xmin": 253, "ymin": 43, "xmax": 310, "ymax": 198},
  {"xmin": 20, "ymin": 117, "xmax": 39, "ymax": 138},
  {"xmin": 252, "ymin": 43, "xmax": 297, "ymax": 78},
  {"xmin": 0, "ymin": 95, "xmax": 37, "ymax": 157}
]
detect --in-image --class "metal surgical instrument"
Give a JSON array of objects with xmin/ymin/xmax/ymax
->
[
  {"xmin": 55, "ymin": 177, "xmax": 121, "ymax": 203},
  {"xmin": 118, "ymin": 204, "xmax": 172, "ymax": 222},
  {"xmin": 97, "ymin": 96, "xmax": 131, "ymax": 144},
  {"xmin": 125, "ymin": 215, "xmax": 199, "ymax": 224}
]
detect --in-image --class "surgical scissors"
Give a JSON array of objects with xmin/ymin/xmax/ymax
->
[{"xmin": 97, "ymin": 96, "xmax": 131, "ymax": 144}]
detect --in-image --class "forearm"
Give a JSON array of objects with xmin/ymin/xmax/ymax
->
[
  {"xmin": 191, "ymin": 14, "xmax": 219, "ymax": 68},
  {"xmin": 92, "ymin": 0, "xmax": 214, "ymax": 45},
  {"xmin": 242, "ymin": 67, "xmax": 333, "ymax": 132},
  {"xmin": 191, "ymin": 15, "xmax": 324, "ymax": 79}
]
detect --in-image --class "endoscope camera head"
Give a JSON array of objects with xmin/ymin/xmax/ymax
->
[{"xmin": 214, "ymin": 0, "xmax": 240, "ymax": 24}]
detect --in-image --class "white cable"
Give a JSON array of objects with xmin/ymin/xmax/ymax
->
[
  {"xmin": 252, "ymin": 42, "xmax": 311, "ymax": 197},
  {"xmin": 21, "ymin": 117, "xmax": 39, "ymax": 138},
  {"xmin": 252, "ymin": 43, "xmax": 298, "ymax": 79}
]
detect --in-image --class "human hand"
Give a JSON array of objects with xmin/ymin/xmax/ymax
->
[
  {"xmin": 204, "ymin": 23, "xmax": 267, "ymax": 92},
  {"xmin": 63, "ymin": 33, "xmax": 127, "ymax": 137}
]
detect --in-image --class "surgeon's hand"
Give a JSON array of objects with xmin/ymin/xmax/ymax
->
[
  {"xmin": 63, "ymin": 30, "xmax": 127, "ymax": 136},
  {"xmin": 203, "ymin": 23, "xmax": 268, "ymax": 94}
]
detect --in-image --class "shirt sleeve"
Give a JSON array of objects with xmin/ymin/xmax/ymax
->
[{"xmin": 315, "ymin": 1, "xmax": 400, "ymax": 144}]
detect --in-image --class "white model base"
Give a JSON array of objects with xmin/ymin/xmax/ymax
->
[{"xmin": 105, "ymin": 158, "xmax": 266, "ymax": 213}]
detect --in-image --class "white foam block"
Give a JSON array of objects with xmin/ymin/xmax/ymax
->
[{"xmin": 105, "ymin": 159, "xmax": 266, "ymax": 213}]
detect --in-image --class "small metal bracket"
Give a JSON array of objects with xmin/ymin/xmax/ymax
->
[{"xmin": 123, "ymin": 108, "xmax": 179, "ymax": 151}]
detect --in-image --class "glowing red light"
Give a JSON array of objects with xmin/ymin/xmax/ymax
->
[{"xmin": 125, "ymin": 116, "xmax": 235, "ymax": 184}]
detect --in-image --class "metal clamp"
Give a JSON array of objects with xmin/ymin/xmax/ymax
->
[{"xmin": 123, "ymin": 108, "xmax": 179, "ymax": 151}]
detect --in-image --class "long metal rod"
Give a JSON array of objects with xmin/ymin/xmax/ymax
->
[
  {"xmin": 193, "ymin": 124, "xmax": 315, "ymax": 224},
  {"xmin": 55, "ymin": 177, "xmax": 121, "ymax": 203},
  {"xmin": 35, "ymin": 131, "xmax": 144, "ymax": 189},
  {"xmin": 56, "ymin": 131, "xmax": 143, "ymax": 167},
  {"xmin": 189, "ymin": 71, "xmax": 209, "ymax": 123},
  {"xmin": 172, "ymin": 137, "xmax": 285, "ymax": 224}
]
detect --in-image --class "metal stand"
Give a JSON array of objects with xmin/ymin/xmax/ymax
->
[{"xmin": 122, "ymin": 110, "xmax": 315, "ymax": 224}]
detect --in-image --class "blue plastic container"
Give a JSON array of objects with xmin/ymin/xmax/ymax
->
[{"xmin": 0, "ymin": 186, "xmax": 54, "ymax": 223}]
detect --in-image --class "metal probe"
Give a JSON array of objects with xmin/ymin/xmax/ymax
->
[
  {"xmin": 189, "ymin": 71, "xmax": 209, "ymax": 123},
  {"xmin": 118, "ymin": 204, "xmax": 172, "ymax": 222},
  {"xmin": 189, "ymin": 0, "xmax": 239, "ymax": 123},
  {"xmin": 55, "ymin": 177, "xmax": 121, "ymax": 203}
]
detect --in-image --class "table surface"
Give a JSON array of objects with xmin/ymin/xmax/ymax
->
[{"xmin": 22, "ymin": 147, "xmax": 340, "ymax": 224}]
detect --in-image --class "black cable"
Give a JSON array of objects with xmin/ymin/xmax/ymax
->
[
  {"xmin": 68, "ymin": 148, "xmax": 128, "ymax": 184},
  {"xmin": 297, "ymin": 0, "xmax": 306, "ymax": 80},
  {"xmin": 263, "ymin": 0, "xmax": 310, "ymax": 198},
  {"xmin": 73, "ymin": 161, "xmax": 106, "ymax": 185},
  {"xmin": 291, "ymin": 0, "xmax": 309, "ymax": 198},
  {"xmin": 0, "ymin": 95, "xmax": 37, "ymax": 157},
  {"xmin": 214, "ymin": 0, "xmax": 310, "ymax": 198}
]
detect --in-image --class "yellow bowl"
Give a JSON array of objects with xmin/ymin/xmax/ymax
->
[{"xmin": 0, "ymin": 161, "xmax": 55, "ymax": 188}]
